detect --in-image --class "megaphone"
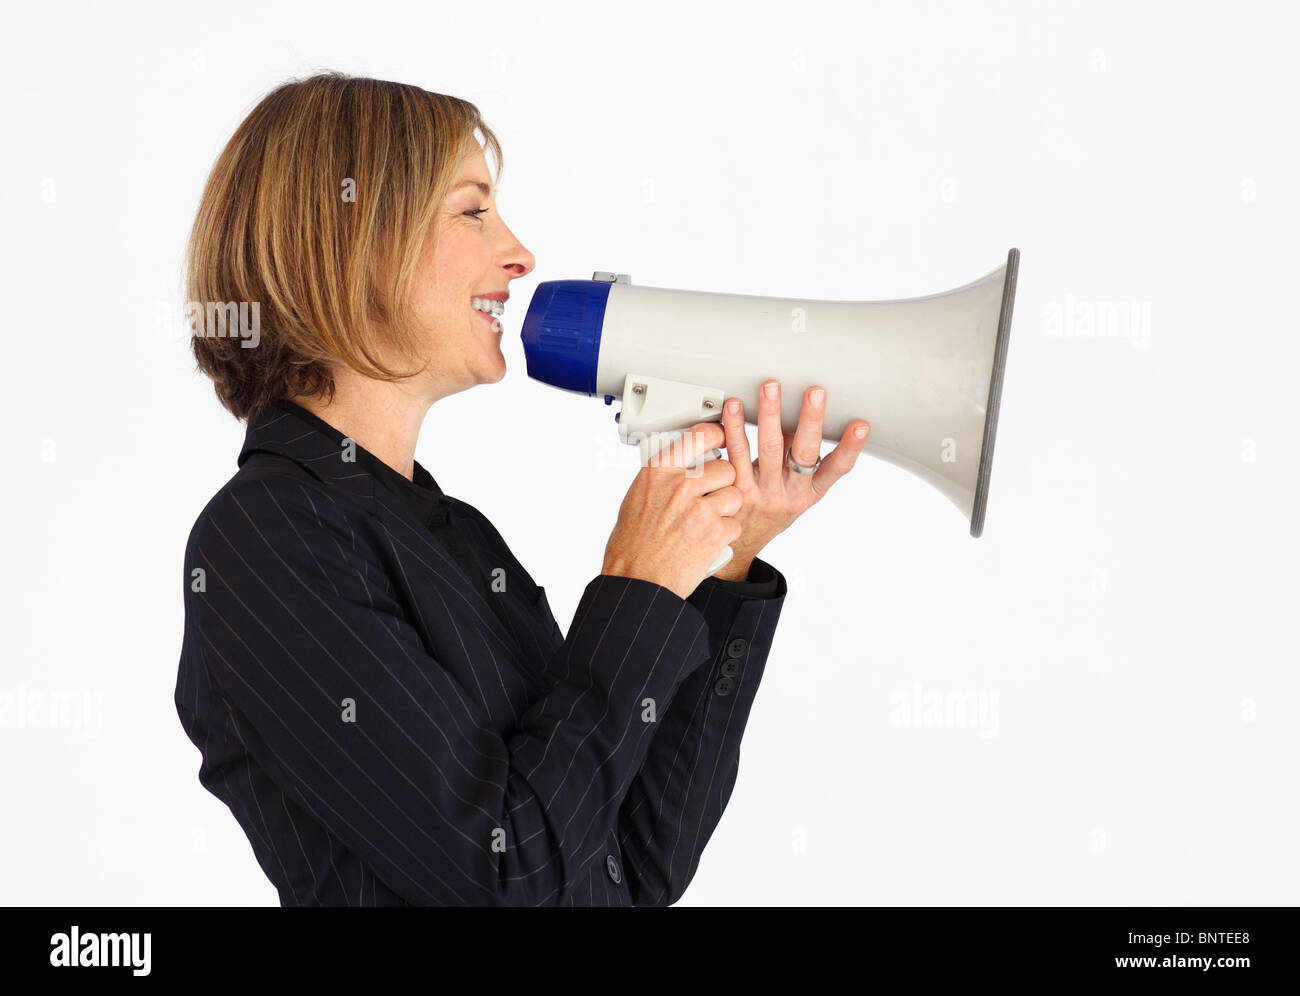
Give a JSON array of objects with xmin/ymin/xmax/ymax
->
[{"xmin": 521, "ymin": 248, "xmax": 1019, "ymax": 573}]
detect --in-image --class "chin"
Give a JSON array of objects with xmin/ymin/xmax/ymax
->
[{"xmin": 481, "ymin": 354, "xmax": 507, "ymax": 385}]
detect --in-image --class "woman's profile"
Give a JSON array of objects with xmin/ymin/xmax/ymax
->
[{"xmin": 175, "ymin": 71, "xmax": 871, "ymax": 906}]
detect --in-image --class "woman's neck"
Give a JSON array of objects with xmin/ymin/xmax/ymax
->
[{"xmin": 288, "ymin": 368, "xmax": 433, "ymax": 482}]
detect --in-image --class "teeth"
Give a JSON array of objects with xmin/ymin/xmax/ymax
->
[{"xmin": 471, "ymin": 297, "xmax": 505, "ymax": 316}]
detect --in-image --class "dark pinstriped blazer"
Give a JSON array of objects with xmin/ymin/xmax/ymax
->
[{"xmin": 175, "ymin": 399, "xmax": 786, "ymax": 906}]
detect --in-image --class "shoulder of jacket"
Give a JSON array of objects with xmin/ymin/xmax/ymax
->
[{"xmin": 185, "ymin": 454, "xmax": 361, "ymax": 553}]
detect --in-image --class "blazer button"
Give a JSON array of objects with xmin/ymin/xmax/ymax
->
[
  {"xmin": 719, "ymin": 658, "xmax": 740, "ymax": 677},
  {"xmin": 605, "ymin": 854, "xmax": 621, "ymax": 884},
  {"xmin": 726, "ymin": 638, "xmax": 748, "ymax": 659},
  {"xmin": 714, "ymin": 676, "xmax": 735, "ymax": 696}
]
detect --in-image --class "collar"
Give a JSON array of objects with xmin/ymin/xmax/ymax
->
[{"xmin": 239, "ymin": 399, "xmax": 452, "ymax": 525}]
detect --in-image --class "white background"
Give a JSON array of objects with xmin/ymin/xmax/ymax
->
[{"xmin": 2, "ymin": 0, "xmax": 1295, "ymax": 906}]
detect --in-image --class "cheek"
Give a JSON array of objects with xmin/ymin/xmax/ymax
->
[
  {"xmin": 428, "ymin": 236, "xmax": 490, "ymax": 301},
  {"xmin": 409, "ymin": 225, "xmax": 493, "ymax": 334}
]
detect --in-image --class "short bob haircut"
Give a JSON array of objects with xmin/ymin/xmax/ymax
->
[{"xmin": 185, "ymin": 71, "xmax": 502, "ymax": 422}]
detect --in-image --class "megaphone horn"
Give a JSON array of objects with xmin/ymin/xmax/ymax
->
[{"xmin": 521, "ymin": 248, "xmax": 1020, "ymax": 545}]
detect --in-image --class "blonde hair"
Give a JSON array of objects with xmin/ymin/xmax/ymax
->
[{"xmin": 185, "ymin": 71, "xmax": 502, "ymax": 421}]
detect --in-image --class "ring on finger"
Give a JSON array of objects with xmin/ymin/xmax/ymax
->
[{"xmin": 785, "ymin": 447, "xmax": 820, "ymax": 476}]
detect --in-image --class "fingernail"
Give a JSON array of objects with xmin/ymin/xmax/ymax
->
[
  {"xmin": 854, "ymin": 424, "xmax": 868, "ymax": 439},
  {"xmin": 726, "ymin": 399, "xmax": 740, "ymax": 414},
  {"xmin": 763, "ymin": 382, "xmax": 778, "ymax": 399},
  {"xmin": 809, "ymin": 388, "xmax": 825, "ymax": 407}
]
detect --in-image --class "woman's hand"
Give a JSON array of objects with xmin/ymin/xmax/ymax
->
[
  {"xmin": 602, "ymin": 421, "xmax": 746, "ymax": 601},
  {"xmin": 710, "ymin": 379, "xmax": 871, "ymax": 582}
]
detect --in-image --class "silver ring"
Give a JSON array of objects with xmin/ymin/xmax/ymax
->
[{"xmin": 785, "ymin": 446, "xmax": 820, "ymax": 476}]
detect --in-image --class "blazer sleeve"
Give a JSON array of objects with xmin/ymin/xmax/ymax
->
[
  {"xmin": 182, "ymin": 475, "xmax": 717, "ymax": 907},
  {"xmin": 616, "ymin": 556, "xmax": 786, "ymax": 905}
]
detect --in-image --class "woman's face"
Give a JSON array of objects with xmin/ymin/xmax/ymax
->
[{"xmin": 411, "ymin": 141, "xmax": 535, "ymax": 397}]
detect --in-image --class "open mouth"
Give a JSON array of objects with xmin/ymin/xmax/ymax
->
[{"xmin": 471, "ymin": 297, "xmax": 504, "ymax": 334}]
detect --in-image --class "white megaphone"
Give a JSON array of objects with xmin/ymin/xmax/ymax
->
[{"xmin": 520, "ymin": 248, "xmax": 1019, "ymax": 577}]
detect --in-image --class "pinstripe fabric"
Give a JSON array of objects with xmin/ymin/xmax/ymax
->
[{"xmin": 175, "ymin": 400, "xmax": 786, "ymax": 906}]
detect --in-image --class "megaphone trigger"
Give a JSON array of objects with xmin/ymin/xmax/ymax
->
[{"xmin": 684, "ymin": 446, "xmax": 724, "ymax": 471}]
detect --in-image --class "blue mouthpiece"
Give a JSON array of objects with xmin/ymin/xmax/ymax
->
[{"xmin": 520, "ymin": 279, "xmax": 611, "ymax": 395}]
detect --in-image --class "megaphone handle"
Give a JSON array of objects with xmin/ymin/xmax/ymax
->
[
  {"xmin": 641, "ymin": 429, "xmax": 734, "ymax": 580},
  {"xmin": 707, "ymin": 544, "xmax": 735, "ymax": 577},
  {"xmin": 684, "ymin": 442, "xmax": 733, "ymax": 579}
]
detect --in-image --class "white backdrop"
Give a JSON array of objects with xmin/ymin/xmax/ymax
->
[{"xmin": 2, "ymin": 0, "xmax": 1295, "ymax": 906}]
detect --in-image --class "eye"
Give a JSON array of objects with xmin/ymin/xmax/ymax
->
[{"xmin": 463, "ymin": 208, "xmax": 490, "ymax": 221}]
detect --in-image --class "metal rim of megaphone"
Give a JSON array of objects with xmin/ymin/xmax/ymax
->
[{"xmin": 969, "ymin": 247, "xmax": 1020, "ymax": 539}]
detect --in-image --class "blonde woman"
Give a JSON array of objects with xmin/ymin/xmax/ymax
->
[{"xmin": 175, "ymin": 71, "xmax": 871, "ymax": 906}]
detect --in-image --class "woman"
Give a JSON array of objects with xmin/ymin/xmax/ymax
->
[{"xmin": 175, "ymin": 71, "xmax": 871, "ymax": 906}]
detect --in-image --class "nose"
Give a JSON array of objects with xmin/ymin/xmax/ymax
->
[{"xmin": 497, "ymin": 219, "xmax": 535, "ymax": 280}]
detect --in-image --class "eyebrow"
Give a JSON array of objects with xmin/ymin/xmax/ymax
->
[{"xmin": 451, "ymin": 180, "xmax": 494, "ymax": 196}]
